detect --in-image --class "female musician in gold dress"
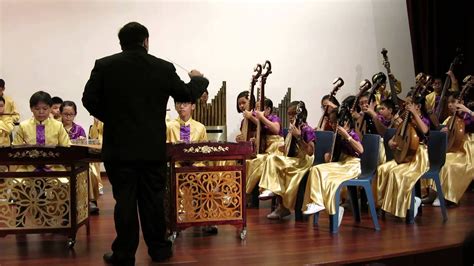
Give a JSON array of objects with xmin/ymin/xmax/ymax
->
[
  {"xmin": 426, "ymin": 95, "xmax": 474, "ymax": 206},
  {"xmin": 377, "ymin": 92, "xmax": 430, "ymax": 218},
  {"xmin": 302, "ymin": 96, "xmax": 364, "ymax": 226},
  {"xmin": 257, "ymin": 101, "xmax": 315, "ymax": 219}
]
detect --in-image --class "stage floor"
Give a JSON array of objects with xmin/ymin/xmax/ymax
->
[{"xmin": 1, "ymin": 180, "xmax": 473, "ymax": 265}]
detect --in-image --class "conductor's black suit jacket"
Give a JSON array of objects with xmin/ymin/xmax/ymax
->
[{"xmin": 82, "ymin": 45, "xmax": 209, "ymax": 161}]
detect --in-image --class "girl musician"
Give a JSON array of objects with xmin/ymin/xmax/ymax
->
[
  {"xmin": 316, "ymin": 94, "xmax": 340, "ymax": 131},
  {"xmin": 424, "ymin": 93, "xmax": 474, "ymax": 206},
  {"xmin": 377, "ymin": 92, "xmax": 430, "ymax": 219},
  {"xmin": 244, "ymin": 97, "xmax": 284, "ymax": 195},
  {"xmin": 60, "ymin": 101, "xmax": 86, "ymax": 141},
  {"xmin": 302, "ymin": 96, "xmax": 363, "ymax": 227},
  {"xmin": 257, "ymin": 101, "xmax": 315, "ymax": 220},
  {"xmin": 374, "ymin": 73, "xmax": 402, "ymax": 107}
]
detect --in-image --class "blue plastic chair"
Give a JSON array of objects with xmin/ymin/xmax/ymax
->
[
  {"xmin": 295, "ymin": 131, "xmax": 335, "ymax": 221},
  {"xmin": 313, "ymin": 134, "xmax": 381, "ymax": 233},
  {"xmin": 407, "ymin": 131, "xmax": 448, "ymax": 223}
]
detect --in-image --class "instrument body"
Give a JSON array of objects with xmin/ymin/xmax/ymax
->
[
  {"xmin": 254, "ymin": 61, "xmax": 271, "ymax": 154},
  {"xmin": 447, "ymin": 75, "xmax": 472, "ymax": 152},
  {"xmin": 284, "ymin": 102, "xmax": 303, "ymax": 157},
  {"xmin": 392, "ymin": 84, "xmax": 424, "ymax": 164}
]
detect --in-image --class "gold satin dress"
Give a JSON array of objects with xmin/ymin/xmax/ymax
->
[
  {"xmin": 245, "ymin": 134, "xmax": 284, "ymax": 194},
  {"xmin": 302, "ymin": 153, "xmax": 361, "ymax": 215},
  {"xmin": 377, "ymin": 144, "xmax": 429, "ymax": 218},
  {"xmin": 435, "ymin": 133, "xmax": 474, "ymax": 203}
]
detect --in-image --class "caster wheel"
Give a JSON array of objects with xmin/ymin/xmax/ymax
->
[
  {"xmin": 240, "ymin": 229, "xmax": 247, "ymax": 240},
  {"xmin": 67, "ymin": 238, "xmax": 76, "ymax": 248}
]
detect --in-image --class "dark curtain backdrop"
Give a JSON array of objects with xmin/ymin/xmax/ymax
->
[{"xmin": 406, "ymin": 0, "xmax": 474, "ymax": 83}]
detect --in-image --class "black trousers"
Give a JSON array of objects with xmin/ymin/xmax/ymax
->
[{"xmin": 104, "ymin": 161, "xmax": 171, "ymax": 263}]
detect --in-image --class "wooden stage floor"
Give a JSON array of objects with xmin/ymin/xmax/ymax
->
[{"xmin": 1, "ymin": 180, "xmax": 473, "ymax": 266}]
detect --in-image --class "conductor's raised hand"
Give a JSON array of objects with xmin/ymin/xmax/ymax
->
[{"xmin": 188, "ymin": 69, "xmax": 204, "ymax": 78}]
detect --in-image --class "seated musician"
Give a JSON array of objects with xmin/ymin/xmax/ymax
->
[
  {"xmin": 235, "ymin": 90, "xmax": 256, "ymax": 142},
  {"xmin": 316, "ymin": 94, "xmax": 340, "ymax": 131},
  {"xmin": 166, "ymin": 95, "xmax": 218, "ymax": 234},
  {"xmin": 0, "ymin": 78, "xmax": 20, "ymax": 123},
  {"xmin": 88, "ymin": 117, "xmax": 104, "ymax": 213},
  {"xmin": 257, "ymin": 101, "xmax": 315, "ymax": 220},
  {"xmin": 0, "ymin": 96, "xmax": 14, "ymax": 147},
  {"xmin": 50, "ymin": 96, "xmax": 63, "ymax": 122},
  {"xmin": 374, "ymin": 72, "xmax": 402, "ymax": 107},
  {"xmin": 426, "ymin": 72, "xmax": 459, "ymax": 113},
  {"xmin": 352, "ymin": 92, "xmax": 390, "ymax": 137},
  {"xmin": 424, "ymin": 94, "xmax": 474, "ymax": 206},
  {"xmin": 302, "ymin": 97, "xmax": 364, "ymax": 227},
  {"xmin": 377, "ymin": 100, "xmax": 395, "ymax": 127},
  {"xmin": 11, "ymin": 91, "xmax": 71, "ymax": 226},
  {"xmin": 12, "ymin": 91, "xmax": 71, "ymax": 169},
  {"xmin": 377, "ymin": 92, "xmax": 430, "ymax": 219},
  {"xmin": 245, "ymin": 98, "xmax": 284, "ymax": 195}
]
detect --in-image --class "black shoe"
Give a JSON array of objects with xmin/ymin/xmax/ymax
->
[
  {"xmin": 103, "ymin": 252, "xmax": 134, "ymax": 266},
  {"xmin": 149, "ymin": 248, "xmax": 173, "ymax": 262},
  {"xmin": 202, "ymin": 225, "xmax": 218, "ymax": 235}
]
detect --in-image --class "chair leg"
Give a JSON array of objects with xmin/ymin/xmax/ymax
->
[
  {"xmin": 406, "ymin": 188, "xmax": 415, "ymax": 224},
  {"xmin": 363, "ymin": 183, "xmax": 380, "ymax": 231},
  {"xmin": 348, "ymin": 186, "xmax": 360, "ymax": 222},
  {"xmin": 251, "ymin": 186, "xmax": 259, "ymax": 209},
  {"xmin": 295, "ymin": 173, "xmax": 309, "ymax": 222},
  {"xmin": 313, "ymin": 212, "xmax": 319, "ymax": 226},
  {"xmin": 432, "ymin": 175, "xmax": 448, "ymax": 222},
  {"xmin": 330, "ymin": 187, "xmax": 342, "ymax": 233}
]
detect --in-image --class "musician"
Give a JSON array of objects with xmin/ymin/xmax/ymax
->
[
  {"xmin": 166, "ymin": 96, "xmax": 219, "ymax": 234},
  {"xmin": 377, "ymin": 92, "xmax": 430, "ymax": 219},
  {"xmin": 60, "ymin": 101, "xmax": 86, "ymax": 140},
  {"xmin": 0, "ymin": 96, "xmax": 14, "ymax": 147},
  {"xmin": 235, "ymin": 90, "xmax": 256, "ymax": 141},
  {"xmin": 0, "ymin": 79, "xmax": 20, "ymax": 123},
  {"xmin": 88, "ymin": 117, "xmax": 104, "ymax": 213},
  {"xmin": 374, "ymin": 73, "xmax": 402, "ymax": 107},
  {"xmin": 425, "ymin": 95, "xmax": 474, "ymax": 206},
  {"xmin": 426, "ymin": 71, "xmax": 459, "ymax": 112},
  {"xmin": 377, "ymin": 100, "xmax": 395, "ymax": 127},
  {"xmin": 60, "ymin": 100, "xmax": 101, "ymax": 213},
  {"xmin": 12, "ymin": 91, "xmax": 71, "ymax": 172},
  {"xmin": 302, "ymin": 97, "xmax": 363, "ymax": 227},
  {"xmin": 257, "ymin": 101, "xmax": 315, "ymax": 220},
  {"xmin": 352, "ymin": 92, "xmax": 390, "ymax": 136},
  {"xmin": 317, "ymin": 94, "xmax": 340, "ymax": 131},
  {"xmin": 50, "ymin": 96, "xmax": 63, "ymax": 121},
  {"xmin": 245, "ymin": 98, "xmax": 284, "ymax": 194}
]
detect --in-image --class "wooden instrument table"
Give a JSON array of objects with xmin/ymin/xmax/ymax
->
[
  {"xmin": 166, "ymin": 142, "xmax": 253, "ymax": 240},
  {"xmin": 0, "ymin": 145, "xmax": 91, "ymax": 248}
]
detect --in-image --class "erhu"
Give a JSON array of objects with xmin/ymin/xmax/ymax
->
[
  {"xmin": 254, "ymin": 60, "xmax": 272, "ymax": 154},
  {"xmin": 241, "ymin": 64, "xmax": 262, "ymax": 141}
]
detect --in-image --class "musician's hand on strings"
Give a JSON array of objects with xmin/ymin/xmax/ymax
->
[
  {"xmin": 188, "ymin": 69, "xmax": 204, "ymax": 78},
  {"xmin": 336, "ymin": 125, "xmax": 350, "ymax": 140},
  {"xmin": 235, "ymin": 134, "xmax": 244, "ymax": 142},
  {"xmin": 243, "ymin": 110, "xmax": 253, "ymax": 119},
  {"xmin": 440, "ymin": 127, "xmax": 448, "ymax": 133},
  {"xmin": 255, "ymin": 110, "xmax": 265, "ymax": 120},
  {"xmin": 446, "ymin": 70, "xmax": 455, "ymax": 77},
  {"xmin": 351, "ymin": 111, "xmax": 361, "ymax": 119},
  {"xmin": 324, "ymin": 152, "xmax": 331, "ymax": 163},
  {"xmin": 365, "ymin": 102, "xmax": 377, "ymax": 118},
  {"xmin": 406, "ymin": 103, "xmax": 417, "ymax": 115},
  {"xmin": 289, "ymin": 121, "xmax": 302, "ymax": 138},
  {"xmin": 455, "ymin": 103, "xmax": 471, "ymax": 114},
  {"xmin": 388, "ymin": 138, "xmax": 398, "ymax": 149}
]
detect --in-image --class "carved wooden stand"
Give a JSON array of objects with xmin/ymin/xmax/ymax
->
[
  {"xmin": 166, "ymin": 142, "xmax": 253, "ymax": 240},
  {"xmin": 0, "ymin": 146, "xmax": 91, "ymax": 248}
]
